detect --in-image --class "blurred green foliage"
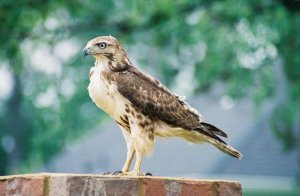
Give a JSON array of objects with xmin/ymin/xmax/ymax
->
[{"xmin": 0, "ymin": 0, "xmax": 299, "ymax": 175}]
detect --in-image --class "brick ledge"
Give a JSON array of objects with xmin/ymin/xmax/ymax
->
[{"xmin": 0, "ymin": 173, "xmax": 242, "ymax": 196}]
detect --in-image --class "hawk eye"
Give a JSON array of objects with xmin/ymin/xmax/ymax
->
[{"xmin": 97, "ymin": 42, "xmax": 107, "ymax": 49}]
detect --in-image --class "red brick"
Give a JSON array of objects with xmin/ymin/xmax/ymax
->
[
  {"xmin": 0, "ymin": 181, "xmax": 7, "ymax": 196},
  {"xmin": 25, "ymin": 177, "xmax": 45, "ymax": 196},
  {"xmin": 181, "ymin": 181, "xmax": 213, "ymax": 196},
  {"xmin": 0, "ymin": 175, "xmax": 45, "ymax": 196},
  {"xmin": 142, "ymin": 178, "xmax": 166, "ymax": 196}
]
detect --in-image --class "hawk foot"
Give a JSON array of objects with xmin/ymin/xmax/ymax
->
[
  {"xmin": 101, "ymin": 170, "xmax": 122, "ymax": 175},
  {"xmin": 121, "ymin": 171, "xmax": 152, "ymax": 176}
]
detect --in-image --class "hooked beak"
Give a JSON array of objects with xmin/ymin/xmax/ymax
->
[{"xmin": 83, "ymin": 47, "xmax": 90, "ymax": 58}]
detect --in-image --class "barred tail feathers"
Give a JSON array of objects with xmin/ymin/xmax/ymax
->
[
  {"xmin": 195, "ymin": 122, "xmax": 243, "ymax": 159},
  {"xmin": 209, "ymin": 139, "xmax": 243, "ymax": 159}
]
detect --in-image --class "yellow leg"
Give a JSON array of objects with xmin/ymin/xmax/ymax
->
[
  {"xmin": 122, "ymin": 148, "xmax": 135, "ymax": 173},
  {"xmin": 120, "ymin": 126, "xmax": 135, "ymax": 173},
  {"xmin": 132, "ymin": 151, "xmax": 143, "ymax": 176}
]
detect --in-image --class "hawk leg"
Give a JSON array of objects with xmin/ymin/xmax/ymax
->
[
  {"xmin": 119, "ymin": 114, "xmax": 154, "ymax": 176},
  {"xmin": 120, "ymin": 125, "xmax": 135, "ymax": 173},
  {"xmin": 132, "ymin": 151, "xmax": 143, "ymax": 176},
  {"xmin": 122, "ymin": 147, "xmax": 135, "ymax": 173},
  {"xmin": 130, "ymin": 151, "xmax": 152, "ymax": 176}
]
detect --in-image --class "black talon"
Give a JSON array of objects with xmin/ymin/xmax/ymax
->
[
  {"xmin": 101, "ymin": 171, "xmax": 112, "ymax": 175},
  {"xmin": 145, "ymin": 172, "xmax": 152, "ymax": 176},
  {"xmin": 112, "ymin": 170, "xmax": 122, "ymax": 175}
]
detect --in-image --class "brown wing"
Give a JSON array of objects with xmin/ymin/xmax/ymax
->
[
  {"xmin": 116, "ymin": 67, "xmax": 228, "ymax": 143},
  {"xmin": 116, "ymin": 67, "xmax": 202, "ymax": 131}
]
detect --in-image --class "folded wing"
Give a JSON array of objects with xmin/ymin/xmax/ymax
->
[{"xmin": 116, "ymin": 67, "xmax": 227, "ymax": 142}]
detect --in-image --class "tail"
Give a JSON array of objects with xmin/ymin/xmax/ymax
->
[
  {"xmin": 210, "ymin": 139, "xmax": 243, "ymax": 159},
  {"xmin": 195, "ymin": 122, "xmax": 243, "ymax": 159}
]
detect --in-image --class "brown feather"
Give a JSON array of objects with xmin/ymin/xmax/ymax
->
[{"xmin": 117, "ymin": 67, "xmax": 202, "ymax": 131}]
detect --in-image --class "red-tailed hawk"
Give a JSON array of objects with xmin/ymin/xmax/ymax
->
[{"xmin": 83, "ymin": 36, "xmax": 242, "ymax": 176}]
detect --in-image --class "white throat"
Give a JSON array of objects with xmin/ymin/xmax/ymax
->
[{"xmin": 94, "ymin": 55, "xmax": 109, "ymax": 67}]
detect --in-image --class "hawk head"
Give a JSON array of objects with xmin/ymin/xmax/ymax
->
[
  {"xmin": 83, "ymin": 35, "xmax": 131, "ymax": 71},
  {"xmin": 83, "ymin": 36, "xmax": 121, "ymax": 58}
]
